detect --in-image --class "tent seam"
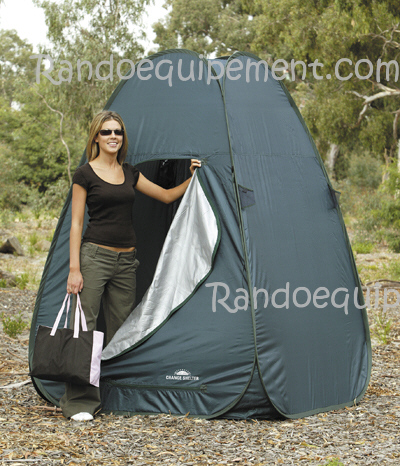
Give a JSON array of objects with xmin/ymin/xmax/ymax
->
[{"xmin": 217, "ymin": 52, "xmax": 265, "ymax": 418}]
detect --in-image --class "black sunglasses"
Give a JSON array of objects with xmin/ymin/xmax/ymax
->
[{"xmin": 98, "ymin": 129, "xmax": 124, "ymax": 136}]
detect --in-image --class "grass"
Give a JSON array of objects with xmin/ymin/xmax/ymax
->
[
  {"xmin": 0, "ymin": 206, "xmax": 55, "ymax": 291},
  {"xmin": 383, "ymin": 259, "xmax": 400, "ymax": 281},
  {"xmin": 0, "ymin": 209, "xmax": 13, "ymax": 228},
  {"xmin": 17, "ymin": 267, "xmax": 42, "ymax": 291},
  {"xmin": 357, "ymin": 264, "xmax": 383, "ymax": 284},
  {"xmin": 352, "ymin": 241, "xmax": 375, "ymax": 254},
  {"xmin": 15, "ymin": 210, "xmax": 29, "ymax": 223},
  {"xmin": 371, "ymin": 309, "xmax": 393, "ymax": 344},
  {"xmin": 1, "ymin": 312, "xmax": 28, "ymax": 338},
  {"xmin": 15, "ymin": 272, "xmax": 30, "ymax": 290},
  {"xmin": 46, "ymin": 229, "xmax": 55, "ymax": 243},
  {"xmin": 28, "ymin": 231, "xmax": 39, "ymax": 247},
  {"xmin": 319, "ymin": 459, "xmax": 344, "ymax": 466}
]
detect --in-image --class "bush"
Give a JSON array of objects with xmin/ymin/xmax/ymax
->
[
  {"xmin": 371, "ymin": 310, "xmax": 392, "ymax": 345},
  {"xmin": 1, "ymin": 312, "xmax": 28, "ymax": 338},
  {"xmin": 361, "ymin": 166, "xmax": 400, "ymax": 252},
  {"xmin": 347, "ymin": 152, "xmax": 383, "ymax": 189},
  {"xmin": 36, "ymin": 178, "xmax": 70, "ymax": 213},
  {"xmin": 386, "ymin": 232, "xmax": 400, "ymax": 253},
  {"xmin": 0, "ymin": 144, "xmax": 31, "ymax": 210},
  {"xmin": 352, "ymin": 188, "xmax": 392, "ymax": 245},
  {"xmin": 0, "ymin": 180, "xmax": 32, "ymax": 211}
]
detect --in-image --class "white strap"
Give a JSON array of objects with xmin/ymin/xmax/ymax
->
[
  {"xmin": 73, "ymin": 294, "xmax": 88, "ymax": 338},
  {"xmin": 63, "ymin": 295, "xmax": 71, "ymax": 328},
  {"xmin": 50, "ymin": 294, "xmax": 71, "ymax": 336}
]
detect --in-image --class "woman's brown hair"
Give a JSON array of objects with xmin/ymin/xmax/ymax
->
[{"xmin": 86, "ymin": 111, "xmax": 128, "ymax": 164}]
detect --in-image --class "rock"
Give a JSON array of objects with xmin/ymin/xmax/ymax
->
[
  {"xmin": 0, "ymin": 237, "xmax": 24, "ymax": 256},
  {"xmin": 35, "ymin": 239, "xmax": 51, "ymax": 252},
  {"xmin": 0, "ymin": 270, "xmax": 17, "ymax": 287}
]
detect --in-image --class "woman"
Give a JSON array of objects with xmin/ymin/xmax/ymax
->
[{"xmin": 61, "ymin": 110, "xmax": 201, "ymax": 421}]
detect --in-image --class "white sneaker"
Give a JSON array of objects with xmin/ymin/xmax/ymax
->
[{"xmin": 71, "ymin": 412, "xmax": 94, "ymax": 421}]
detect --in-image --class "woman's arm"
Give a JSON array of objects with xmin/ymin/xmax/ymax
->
[
  {"xmin": 67, "ymin": 184, "xmax": 87, "ymax": 294},
  {"xmin": 135, "ymin": 159, "xmax": 201, "ymax": 204}
]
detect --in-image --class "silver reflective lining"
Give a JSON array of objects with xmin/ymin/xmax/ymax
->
[{"xmin": 102, "ymin": 171, "xmax": 218, "ymax": 360}]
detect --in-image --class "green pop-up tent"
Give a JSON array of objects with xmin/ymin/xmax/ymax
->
[{"xmin": 29, "ymin": 50, "xmax": 371, "ymax": 419}]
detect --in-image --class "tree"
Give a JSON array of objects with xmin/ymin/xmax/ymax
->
[
  {"xmin": 33, "ymin": 0, "xmax": 150, "ymax": 129},
  {"xmin": 0, "ymin": 2, "xmax": 152, "ymax": 204},
  {"xmin": 250, "ymin": 0, "xmax": 400, "ymax": 173},
  {"xmin": 4, "ymin": 80, "xmax": 84, "ymax": 192},
  {"xmin": 153, "ymin": 0, "xmax": 257, "ymax": 56},
  {"xmin": 0, "ymin": 28, "xmax": 85, "ymax": 192},
  {"xmin": 0, "ymin": 30, "xmax": 36, "ymax": 106}
]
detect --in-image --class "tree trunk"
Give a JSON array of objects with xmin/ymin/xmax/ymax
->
[
  {"xmin": 398, "ymin": 140, "xmax": 400, "ymax": 172},
  {"xmin": 326, "ymin": 143, "xmax": 340, "ymax": 178},
  {"xmin": 382, "ymin": 148, "xmax": 390, "ymax": 182}
]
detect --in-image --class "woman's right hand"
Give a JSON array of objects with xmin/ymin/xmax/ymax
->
[{"xmin": 67, "ymin": 270, "xmax": 83, "ymax": 295}]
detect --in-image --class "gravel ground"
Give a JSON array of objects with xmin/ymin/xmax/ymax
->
[{"xmin": 0, "ymin": 288, "xmax": 399, "ymax": 466}]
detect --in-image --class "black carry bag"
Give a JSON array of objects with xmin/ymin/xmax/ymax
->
[{"xmin": 30, "ymin": 293, "xmax": 104, "ymax": 387}]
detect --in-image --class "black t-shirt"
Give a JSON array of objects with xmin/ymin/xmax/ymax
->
[{"xmin": 72, "ymin": 163, "xmax": 140, "ymax": 248}]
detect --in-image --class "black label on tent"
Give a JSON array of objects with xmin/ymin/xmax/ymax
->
[{"xmin": 239, "ymin": 185, "xmax": 256, "ymax": 209}]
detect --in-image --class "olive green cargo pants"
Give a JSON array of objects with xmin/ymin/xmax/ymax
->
[{"xmin": 60, "ymin": 242, "xmax": 139, "ymax": 419}]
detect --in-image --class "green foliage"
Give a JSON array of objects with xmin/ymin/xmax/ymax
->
[
  {"xmin": 1, "ymin": 0, "xmax": 400, "ymax": 216},
  {"xmin": 335, "ymin": 173, "xmax": 400, "ymax": 257},
  {"xmin": 37, "ymin": 177, "xmax": 70, "ymax": 212},
  {"xmin": 0, "ymin": 34, "xmax": 84, "ymax": 195},
  {"xmin": 352, "ymin": 241, "xmax": 374, "ymax": 254},
  {"xmin": 46, "ymin": 228, "xmax": 55, "ymax": 243},
  {"xmin": 153, "ymin": 0, "xmax": 400, "ymax": 171},
  {"xmin": 1, "ymin": 312, "xmax": 28, "ymax": 338},
  {"xmin": 371, "ymin": 309, "xmax": 392, "ymax": 345},
  {"xmin": 33, "ymin": 0, "xmax": 149, "ymax": 129},
  {"xmin": 360, "ymin": 166, "xmax": 400, "ymax": 252},
  {"xmin": 0, "ymin": 208, "xmax": 12, "ymax": 227},
  {"xmin": 385, "ymin": 232, "xmax": 400, "ymax": 253},
  {"xmin": 10, "ymin": 83, "xmax": 83, "ymax": 192},
  {"xmin": 333, "ymin": 179, "xmax": 384, "ymax": 227},
  {"xmin": 29, "ymin": 231, "xmax": 39, "ymax": 247},
  {"xmin": 318, "ymin": 458, "xmax": 344, "ymax": 466},
  {"xmin": 0, "ymin": 30, "xmax": 36, "ymax": 105},
  {"xmin": 351, "ymin": 170, "xmax": 400, "ymax": 251},
  {"xmin": 0, "ymin": 141, "xmax": 31, "ymax": 210},
  {"xmin": 352, "ymin": 187, "xmax": 390, "ymax": 242},
  {"xmin": 0, "ymin": 1, "xmax": 149, "ymax": 202},
  {"xmin": 15, "ymin": 273, "xmax": 29, "ymax": 290},
  {"xmin": 332, "ymin": 152, "xmax": 350, "ymax": 181},
  {"xmin": 153, "ymin": 0, "xmax": 256, "ymax": 56},
  {"xmin": 383, "ymin": 259, "xmax": 400, "ymax": 281},
  {"xmin": 250, "ymin": 0, "xmax": 400, "ymax": 162},
  {"xmin": 347, "ymin": 152, "xmax": 383, "ymax": 189}
]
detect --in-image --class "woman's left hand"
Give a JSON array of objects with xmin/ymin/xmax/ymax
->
[{"xmin": 190, "ymin": 159, "xmax": 202, "ymax": 176}]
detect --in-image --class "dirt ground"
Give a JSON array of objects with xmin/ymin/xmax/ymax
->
[{"xmin": 0, "ymin": 282, "xmax": 399, "ymax": 465}]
